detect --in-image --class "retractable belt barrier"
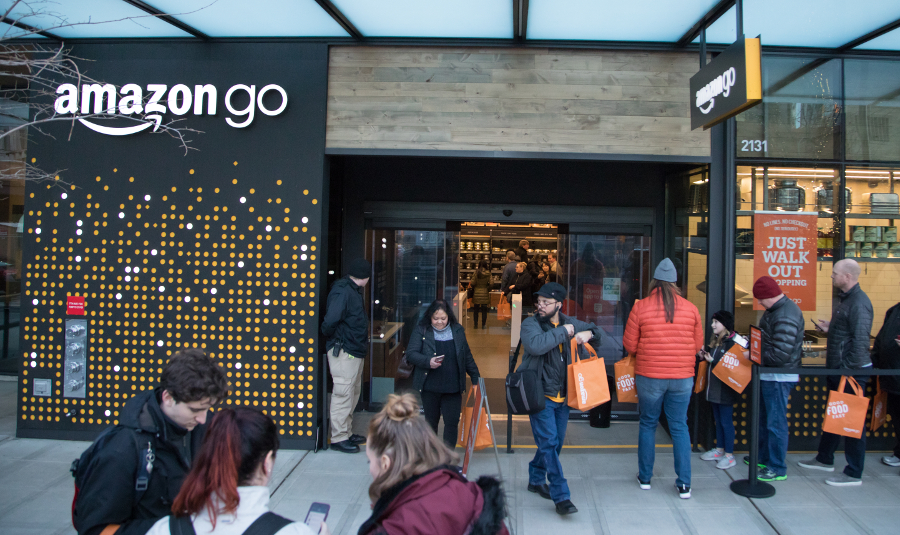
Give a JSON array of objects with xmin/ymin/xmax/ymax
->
[{"xmin": 731, "ymin": 366, "xmax": 900, "ymax": 499}]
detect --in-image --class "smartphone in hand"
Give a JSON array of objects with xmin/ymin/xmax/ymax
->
[
  {"xmin": 811, "ymin": 318, "xmax": 823, "ymax": 332},
  {"xmin": 305, "ymin": 502, "xmax": 329, "ymax": 533},
  {"xmin": 434, "ymin": 355, "xmax": 445, "ymax": 363}
]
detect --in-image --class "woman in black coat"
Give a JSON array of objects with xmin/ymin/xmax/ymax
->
[
  {"xmin": 697, "ymin": 310, "xmax": 740, "ymax": 470},
  {"xmin": 405, "ymin": 300, "xmax": 480, "ymax": 448},
  {"xmin": 871, "ymin": 303, "xmax": 900, "ymax": 467}
]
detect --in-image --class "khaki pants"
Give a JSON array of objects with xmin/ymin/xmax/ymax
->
[{"xmin": 328, "ymin": 347, "xmax": 365, "ymax": 442}]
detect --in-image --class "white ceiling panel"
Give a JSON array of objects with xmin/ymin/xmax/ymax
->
[
  {"xmin": 331, "ymin": 0, "xmax": 512, "ymax": 38},
  {"xmin": 1, "ymin": 0, "xmax": 190, "ymax": 38}
]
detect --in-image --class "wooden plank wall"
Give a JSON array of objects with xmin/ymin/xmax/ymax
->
[{"xmin": 327, "ymin": 46, "xmax": 710, "ymax": 157}]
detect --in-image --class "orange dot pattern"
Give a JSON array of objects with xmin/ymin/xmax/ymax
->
[{"xmin": 19, "ymin": 161, "xmax": 323, "ymax": 440}]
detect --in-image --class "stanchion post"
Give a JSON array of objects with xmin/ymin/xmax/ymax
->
[
  {"xmin": 506, "ymin": 346, "xmax": 517, "ymax": 454},
  {"xmin": 730, "ymin": 363, "xmax": 775, "ymax": 498}
]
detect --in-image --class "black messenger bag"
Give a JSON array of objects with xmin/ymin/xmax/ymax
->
[{"xmin": 505, "ymin": 341, "xmax": 545, "ymax": 415}]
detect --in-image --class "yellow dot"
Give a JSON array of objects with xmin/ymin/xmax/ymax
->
[
  {"xmin": 303, "ymin": 190, "xmax": 309, "ymax": 195},
  {"xmin": 31, "ymin": 157, "xmax": 36, "ymax": 163},
  {"xmin": 232, "ymin": 179, "xmax": 238, "ymax": 184},
  {"xmin": 233, "ymin": 161, "xmax": 238, "ymax": 166},
  {"xmin": 276, "ymin": 180, "xmax": 282, "ymax": 185},
  {"xmin": 312, "ymin": 199, "xmax": 317, "ymax": 204},
  {"xmin": 96, "ymin": 176, "xmax": 101, "ymax": 182},
  {"xmin": 54, "ymin": 175, "xmax": 60, "ymax": 181},
  {"xmin": 113, "ymin": 168, "xmax": 118, "ymax": 172},
  {"xmin": 189, "ymin": 169, "xmax": 195, "ymax": 175}
]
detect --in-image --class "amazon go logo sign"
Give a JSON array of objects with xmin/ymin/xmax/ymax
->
[{"xmin": 54, "ymin": 83, "xmax": 287, "ymax": 136}]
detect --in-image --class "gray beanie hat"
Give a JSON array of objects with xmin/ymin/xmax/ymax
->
[{"xmin": 653, "ymin": 258, "xmax": 677, "ymax": 283}]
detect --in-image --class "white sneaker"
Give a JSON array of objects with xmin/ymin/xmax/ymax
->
[
  {"xmin": 717, "ymin": 456, "xmax": 736, "ymax": 470},
  {"xmin": 882, "ymin": 455, "xmax": 900, "ymax": 467},
  {"xmin": 700, "ymin": 449, "xmax": 724, "ymax": 461}
]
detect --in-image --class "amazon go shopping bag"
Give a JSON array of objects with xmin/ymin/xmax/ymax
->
[
  {"xmin": 497, "ymin": 300, "xmax": 511, "ymax": 321},
  {"xmin": 567, "ymin": 339, "xmax": 610, "ymax": 411},
  {"xmin": 712, "ymin": 348, "xmax": 752, "ymax": 394},
  {"xmin": 694, "ymin": 361, "xmax": 709, "ymax": 394},
  {"xmin": 614, "ymin": 354, "xmax": 638, "ymax": 403},
  {"xmin": 871, "ymin": 378, "xmax": 888, "ymax": 432},
  {"xmin": 457, "ymin": 386, "xmax": 494, "ymax": 450},
  {"xmin": 823, "ymin": 376, "xmax": 870, "ymax": 439}
]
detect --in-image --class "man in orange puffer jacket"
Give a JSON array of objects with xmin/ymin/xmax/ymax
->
[{"xmin": 623, "ymin": 258, "xmax": 703, "ymax": 499}]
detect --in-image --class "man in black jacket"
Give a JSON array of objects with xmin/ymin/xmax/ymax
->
[
  {"xmin": 869, "ymin": 302, "xmax": 900, "ymax": 470},
  {"xmin": 321, "ymin": 258, "xmax": 371, "ymax": 453},
  {"xmin": 73, "ymin": 348, "xmax": 229, "ymax": 535},
  {"xmin": 799, "ymin": 259, "xmax": 874, "ymax": 486},
  {"xmin": 752, "ymin": 276, "xmax": 804, "ymax": 482},
  {"xmin": 519, "ymin": 282, "xmax": 602, "ymax": 516}
]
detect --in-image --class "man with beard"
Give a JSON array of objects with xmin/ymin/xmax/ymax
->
[{"xmin": 517, "ymin": 282, "xmax": 602, "ymax": 515}]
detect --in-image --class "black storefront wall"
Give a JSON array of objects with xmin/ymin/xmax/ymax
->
[{"xmin": 19, "ymin": 42, "xmax": 329, "ymax": 449}]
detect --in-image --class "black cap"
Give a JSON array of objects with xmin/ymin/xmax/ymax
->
[
  {"xmin": 533, "ymin": 282, "xmax": 566, "ymax": 302},
  {"xmin": 347, "ymin": 258, "xmax": 372, "ymax": 279}
]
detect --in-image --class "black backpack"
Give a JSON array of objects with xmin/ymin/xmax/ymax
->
[
  {"xmin": 505, "ymin": 341, "xmax": 546, "ymax": 415},
  {"xmin": 169, "ymin": 512, "xmax": 293, "ymax": 535},
  {"xmin": 70, "ymin": 425, "xmax": 156, "ymax": 530}
]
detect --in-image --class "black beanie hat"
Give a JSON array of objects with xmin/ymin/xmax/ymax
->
[
  {"xmin": 711, "ymin": 310, "xmax": 735, "ymax": 333},
  {"xmin": 347, "ymin": 258, "xmax": 372, "ymax": 279}
]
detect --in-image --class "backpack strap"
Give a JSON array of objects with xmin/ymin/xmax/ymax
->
[
  {"xmin": 242, "ymin": 512, "xmax": 294, "ymax": 535},
  {"xmin": 130, "ymin": 431, "xmax": 155, "ymax": 507},
  {"xmin": 169, "ymin": 515, "xmax": 196, "ymax": 535}
]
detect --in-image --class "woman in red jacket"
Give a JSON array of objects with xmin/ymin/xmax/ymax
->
[
  {"xmin": 623, "ymin": 258, "xmax": 703, "ymax": 500},
  {"xmin": 358, "ymin": 393, "xmax": 509, "ymax": 535}
]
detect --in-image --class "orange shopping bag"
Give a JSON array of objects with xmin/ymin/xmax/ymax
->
[
  {"xmin": 567, "ymin": 339, "xmax": 610, "ymax": 411},
  {"xmin": 456, "ymin": 386, "xmax": 494, "ymax": 450},
  {"xmin": 712, "ymin": 348, "xmax": 752, "ymax": 394},
  {"xmin": 870, "ymin": 378, "xmax": 887, "ymax": 432},
  {"xmin": 497, "ymin": 299, "xmax": 511, "ymax": 321},
  {"xmin": 694, "ymin": 360, "xmax": 709, "ymax": 394},
  {"xmin": 614, "ymin": 354, "xmax": 638, "ymax": 403},
  {"xmin": 822, "ymin": 376, "xmax": 870, "ymax": 439}
]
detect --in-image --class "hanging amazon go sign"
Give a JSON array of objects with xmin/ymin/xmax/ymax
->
[
  {"xmin": 753, "ymin": 211, "xmax": 817, "ymax": 311},
  {"xmin": 690, "ymin": 38, "xmax": 761, "ymax": 130},
  {"xmin": 53, "ymin": 82, "xmax": 288, "ymax": 136}
]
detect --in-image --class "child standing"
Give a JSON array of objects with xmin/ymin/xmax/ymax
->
[{"xmin": 698, "ymin": 310, "xmax": 740, "ymax": 469}]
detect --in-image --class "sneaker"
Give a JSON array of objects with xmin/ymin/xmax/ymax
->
[
  {"xmin": 825, "ymin": 473, "xmax": 862, "ymax": 486},
  {"xmin": 758, "ymin": 467, "xmax": 787, "ymax": 482},
  {"xmin": 742, "ymin": 456, "xmax": 766, "ymax": 469},
  {"xmin": 700, "ymin": 449, "xmax": 724, "ymax": 461},
  {"xmin": 798, "ymin": 458, "xmax": 835, "ymax": 472},
  {"xmin": 676, "ymin": 484, "xmax": 691, "ymax": 499},
  {"xmin": 716, "ymin": 456, "xmax": 736, "ymax": 470},
  {"xmin": 637, "ymin": 474, "xmax": 651, "ymax": 490},
  {"xmin": 882, "ymin": 455, "xmax": 900, "ymax": 467}
]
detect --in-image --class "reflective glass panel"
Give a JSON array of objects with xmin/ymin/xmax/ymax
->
[
  {"xmin": 0, "ymin": 22, "xmax": 46, "ymax": 39},
  {"xmin": 331, "ymin": 0, "xmax": 512, "ymax": 38},
  {"xmin": 845, "ymin": 59, "xmax": 900, "ymax": 162},
  {"xmin": 0, "ymin": 99, "xmax": 25, "ymax": 372},
  {"xmin": 1, "ymin": 0, "xmax": 190, "ymax": 38},
  {"xmin": 856, "ymin": 26, "xmax": 900, "ymax": 51}
]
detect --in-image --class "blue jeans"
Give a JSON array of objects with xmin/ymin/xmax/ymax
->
[
  {"xmin": 636, "ymin": 376, "xmax": 692, "ymax": 487},
  {"xmin": 816, "ymin": 375, "xmax": 868, "ymax": 479},
  {"xmin": 710, "ymin": 402, "xmax": 735, "ymax": 454},
  {"xmin": 528, "ymin": 398, "xmax": 570, "ymax": 503},
  {"xmin": 758, "ymin": 380, "xmax": 795, "ymax": 476}
]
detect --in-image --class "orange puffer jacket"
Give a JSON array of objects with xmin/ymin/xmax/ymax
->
[{"xmin": 623, "ymin": 289, "xmax": 704, "ymax": 379}]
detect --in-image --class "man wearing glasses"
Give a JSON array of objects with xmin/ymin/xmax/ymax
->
[{"xmin": 518, "ymin": 282, "xmax": 603, "ymax": 515}]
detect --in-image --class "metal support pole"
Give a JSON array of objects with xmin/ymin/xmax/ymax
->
[
  {"xmin": 736, "ymin": 0, "xmax": 744, "ymax": 39},
  {"xmin": 2, "ymin": 306, "xmax": 9, "ymax": 360},
  {"xmin": 730, "ymin": 364, "xmax": 776, "ymax": 498}
]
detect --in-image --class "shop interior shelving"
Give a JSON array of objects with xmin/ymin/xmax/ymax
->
[{"xmin": 459, "ymin": 224, "xmax": 557, "ymax": 289}]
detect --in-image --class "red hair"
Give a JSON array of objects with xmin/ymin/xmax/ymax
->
[{"xmin": 172, "ymin": 408, "xmax": 278, "ymax": 527}]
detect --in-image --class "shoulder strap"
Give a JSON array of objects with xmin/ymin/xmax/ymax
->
[
  {"xmin": 131, "ymin": 431, "xmax": 155, "ymax": 506},
  {"xmin": 242, "ymin": 512, "xmax": 294, "ymax": 535},
  {"xmin": 169, "ymin": 515, "xmax": 196, "ymax": 535},
  {"xmin": 509, "ymin": 340, "xmax": 522, "ymax": 374}
]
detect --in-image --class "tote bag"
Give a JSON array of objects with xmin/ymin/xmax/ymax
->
[
  {"xmin": 822, "ymin": 376, "xmax": 870, "ymax": 439},
  {"xmin": 711, "ymin": 348, "xmax": 752, "ymax": 394},
  {"xmin": 567, "ymin": 339, "xmax": 610, "ymax": 411},
  {"xmin": 614, "ymin": 354, "xmax": 638, "ymax": 403},
  {"xmin": 870, "ymin": 378, "xmax": 888, "ymax": 432},
  {"xmin": 694, "ymin": 360, "xmax": 709, "ymax": 394},
  {"xmin": 457, "ymin": 387, "xmax": 494, "ymax": 450},
  {"xmin": 497, "ymin": 300, "xmax": 511, "ymax": 321}
]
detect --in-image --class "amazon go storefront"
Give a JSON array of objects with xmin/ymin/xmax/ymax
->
[{"xmin": 14, "ymin": 42, "xmax": 900, "ymax": 453}]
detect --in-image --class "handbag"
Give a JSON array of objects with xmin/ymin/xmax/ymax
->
[
  {"xmin": 505, "ymin": 342, "xmax": 545, "ymax": 415},
  {"xmin": 396, "ymin": 353, "xmax": 413, "ymax": 379},
  {"xmin": 871, "ymin": 378, "xmax": 888, "ymax": 432},
  {"xmin": 614, "ymin": 354, "xmax": 638, "ymax": 403},
  {"xmin": 823, "ymin": 376, "xmax": 870, "ymax": 439},
  {"xmin": 566, "ymin": 339, "xmax": 610, "ymax": 411},
  {"xmin": 466, "ymin": 281, "xmax": 474, "ymax": 299},
  {"xmin": 497, "ymin": 299, "xmax": 511, "ymax": 321},
  {"xmin": 694, "ymin": 360, "xmax": 709, "ymax": 394},
  {"xmin": 711, "ymin": 348, "xmax": 752, "ymax": 394},
  {"xmin": 457, "ymin": 386, "xmax": 494, "ymax": 450}
]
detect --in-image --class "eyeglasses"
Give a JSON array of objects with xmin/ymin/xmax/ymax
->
[{"xmin": 535, "ymin": 300, "xmax": 558, "ymax": 309}]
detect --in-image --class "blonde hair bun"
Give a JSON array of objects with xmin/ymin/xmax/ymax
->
[{"xmin": 383, "ymin": 393, "xmax": 419, "ymax": 422}]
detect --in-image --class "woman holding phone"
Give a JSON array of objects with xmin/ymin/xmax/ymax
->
[{"xmin": 405, "ymin": 299, "xmax": 481, "ymax": 448}]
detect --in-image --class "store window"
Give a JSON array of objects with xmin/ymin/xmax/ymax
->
[
  {"xmin": 736, "ymin": 57, "xmax": 842, "ymax": 160},
  {"xmin": 845, "ymin": 60, "xmax": 900, "ymax": 162},
  {"xmin": 675, "ymin": 167, "xmax": 710, "ymax": 322},
  {"xmin": 0, "ymin": 99, "xmax": 26, "ymax": 372}
]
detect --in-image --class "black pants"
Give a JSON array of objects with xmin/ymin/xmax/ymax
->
[
  {"xmin": 888, "ymin": 391, "xmax": 900, "ymax": 458},
  {"xmin": 588, "ymin": 375, "xmax": 616, "ymax": 428},
  {"xmin": 816, "ymin": 375, "xmax": 868, "ymax": 478},
  {"xmin": 472, "ymin": 304, "xmax": 489, "ymax": 327},
  {"xmin": 422, "ymin": 390, "xmax": 463, "ymax": 448}
]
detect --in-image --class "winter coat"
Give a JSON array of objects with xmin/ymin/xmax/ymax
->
[
  {"xmin": 74, "ymin": 389, "xmax": 208, "ymax": 535},
  {"xmin": 705, "ymin": 335, "xmax": 741, "ymax": 405},
  {"xmin": 505, "ymin": 271, "xmax": 534, "ymax": 306},
  {"xmin": 358, "ymin": 466, "xmax": 509, "ymax": 535},
  {"xmin": 758, "ymin": 295, "xmax": 804, "ymax": 369},
  {"xmin": 623, "ymin": 288, "xmax": 704, "ymax": 379},
  {"xmin": 871, "ymin": 303, "xmax": 900, "ymax": 394},
  {"xmin": 500, "ymin": 262, "xmax": 517, "ymax": 293},
  {"xmin": 321, "ymin": 276, "xmax": 369, "ymax": 358},
  {"xmin": 518, "ymin": 313, "xmax": 602, "ymax": 398},
  {"xmin": 471, "ymin": 270, "xmax": 492, "ymax": 306},
  {"xmin": 406, "ymin": 323, "xmax": 480, "ymax": 394},
  {"xmin": 514, "ymin": 246, "xmax": 529, "ymax": 263},
  {"xmin": 826, "ymin": 283, "xmax": 874, "ymax": 370}
]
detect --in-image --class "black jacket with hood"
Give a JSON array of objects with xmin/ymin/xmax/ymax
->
[
  {"xmin": 74, "ymin": 389, "xmax": 207, "ymax": 535},
  {"xmin": 758, "ymin": 295, "xmax": 805, "ymax": 369},
  {"xmin": 321, "ymin": 275, "xmax": 369, "ymax": 358},
  {"xmin": 871, "ymin": 303, "xmax": 900, "ymax": 394},
  {"xmin": 826, "ymin": 283, "xmax": 874, "ymax": 370},
  {"xmin": 518, "ymin": 312, "xmax": 602, "ymax": 399},
  {"xmin": 705, "ymin": 334, "xmax": 741, "ymax": 405}
]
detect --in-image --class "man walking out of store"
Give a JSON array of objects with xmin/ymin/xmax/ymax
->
[
  {"xmin": 519, "ymin": 282, "xmax": 602, "ymax": 516},
  {"xmin": 799, "ymin": 259, "xmax": 874, "ymax": 486},
  {"xmin": 751, "ymin": 276, "xmax": 803, "ymax": 482},
  {"xmin": 322, "ymin": 258, "xmax": 371, "ymax": 453}
]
